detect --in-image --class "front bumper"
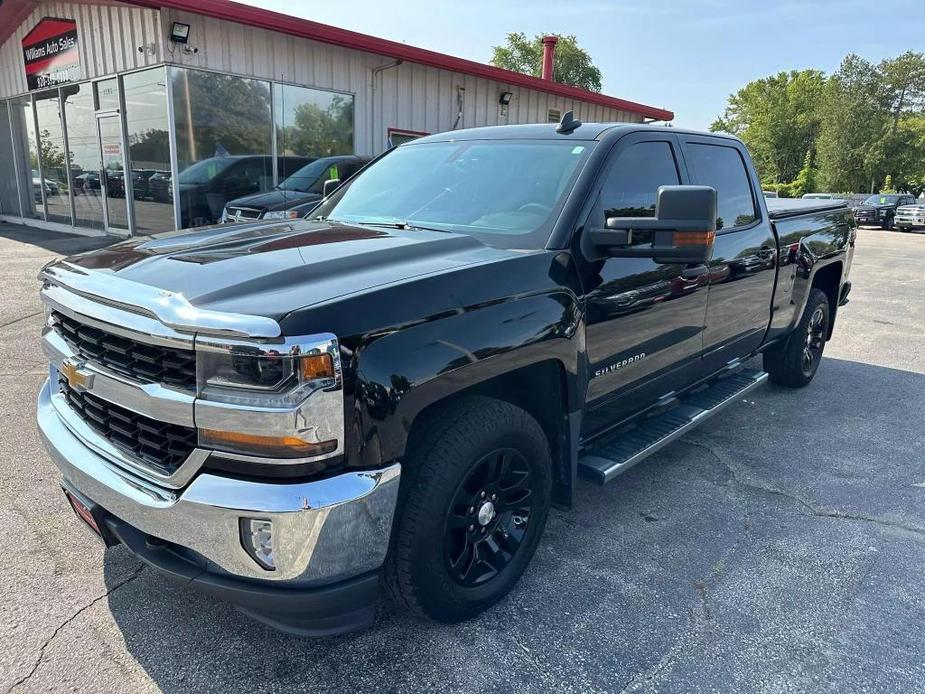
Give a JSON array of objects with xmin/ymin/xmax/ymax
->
[{"xmin": 38, "ymin": 378, "xmax": 400, "ymax": 630}]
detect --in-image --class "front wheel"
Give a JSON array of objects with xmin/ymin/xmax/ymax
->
[
  {"xmin": 882, "ymin": 216, "xmax": 894, "ymax": 231},
  {"xmin": 385, "ymin": 396, "xmax": 552, "ymax": 623},
  {"xmin": 763, "ymin": 288, "xmax": 830, "ymax": 388}
]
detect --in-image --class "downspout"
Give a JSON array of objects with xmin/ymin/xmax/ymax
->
[{"xmin": 371, "ymin": 59, "xmax": 402, "ymax": 152}]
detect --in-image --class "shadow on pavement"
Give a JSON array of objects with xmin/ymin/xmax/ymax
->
[
  {"xmin": 101, "ymin": 355, "xmax": 925, "ymax": 693},
  {"xmin": 0, "ymin": 224, "xmax": 120, "ymax": 255}
]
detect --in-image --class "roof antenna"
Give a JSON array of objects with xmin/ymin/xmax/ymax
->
[{"xmin": 556, "ymin": 110, "xmax": 582, "ymax": 134}]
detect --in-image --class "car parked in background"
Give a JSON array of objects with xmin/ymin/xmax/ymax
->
[
  {"xmin": 131, "ymin": 169, "xmax": 157, "ymax": 200},
  {"xmin": 895, "ymin": 202, "xmax": 925, "ymax": 232},
  {"xmin": 853, "ymin": 193, "xmax": 917, "ymax": 230},
  {"xmin": 176, "ymin": 155, "xmax": 313, "ymax": 228},
  {"xmin": 147, "ymin": 170, "xmax": 172, "ymax": 202},
  {"xmin": 222, "ymin": 155, "xmax": 371, "ymax": 223},
  {"xmin": 32, "ymin": 169, "xmax": 60, "ymax": 201},
  {"xmin": 762, "ymin": 190, "xmax": 778, "ymax": 198},
  {"xmin": 802, "ymin": 193, "xmax": 840, "ymax": 200}
]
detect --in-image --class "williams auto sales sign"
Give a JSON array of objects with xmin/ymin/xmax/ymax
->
[{"xmin": 22, "ymin": 18, "xmax": 80, "ymax": 91}]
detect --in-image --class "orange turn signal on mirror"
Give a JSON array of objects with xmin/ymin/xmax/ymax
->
[
  {"xmin": 673, "ymin": 231, "xmax": 715, "ymax": 246},
  {"xmin": 299, "ymin": 353, "xmax": 335, "ymax": 381},
  {"xmin": 200, "ymin": 429, "xmax": 337, "ymax": 458}
]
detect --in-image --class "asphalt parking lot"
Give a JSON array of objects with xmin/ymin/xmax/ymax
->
[{"xmin": 1, "ymin": 223, "xmax": 923, "ymax": 694}]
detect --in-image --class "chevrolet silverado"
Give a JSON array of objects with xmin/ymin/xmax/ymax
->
[{"xmin": 37, "ymin": 115, "xmax": 855, "ymax": 635}]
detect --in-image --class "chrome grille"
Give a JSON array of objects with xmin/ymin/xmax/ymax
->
[
  {"xmin": 227, "ymin": 207, "xmax": 263, "ymax": 220},
  {"xmin": 52, "ymin": 311, "xmax": 197, "ymax": 390},
  {"xmin": 58, "ymin": 375, "xmax": 197, "ymax": 475}
]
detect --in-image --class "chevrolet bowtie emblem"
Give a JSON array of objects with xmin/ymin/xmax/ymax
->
[{"xmin": 61, "ymin": 360, "xmax": 93, "ymax": 391}]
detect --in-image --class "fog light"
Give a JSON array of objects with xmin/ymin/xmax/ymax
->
[{"xmin": 240, "ymin": 518, "xmax": 276, "ymax": 570}]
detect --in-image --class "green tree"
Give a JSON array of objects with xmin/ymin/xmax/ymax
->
[
  {"xmin": 711, "ymin": 70, "xmax": 826, "ymax": 183},
  {"xmin": 490, "ymin": 33, "xmax": 603, "ymax": 92},
  {"xmin": 876, "ymin": 51, "xmax": 925, "ymax": 133},
  {"xmin": 281, "ymin": 95, "xmax": 354, "ymax": 157},
  {"xmin": 816, "ymin": 54, "xmax": 887, "ymax": 193}
]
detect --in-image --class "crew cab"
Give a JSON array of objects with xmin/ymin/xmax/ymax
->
[
  {"xmin": 37, "ymin": 117, "xmax": 854, "ymax": 636},
  {"xmin": 853, "ymin": 193, "xmax": 917, "ymax": 230}
]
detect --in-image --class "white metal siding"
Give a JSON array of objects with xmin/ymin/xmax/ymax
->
[
  {"xmin": 0, "ymin": 1, "xmax": 162, "ymax": 98},
  {"xmin": 1, "ymin": 2, "xmax": 647, "ymax": 150},
  {"xmin": 159, "ymin": 8, "xmax": 644, "ymax": 155}
]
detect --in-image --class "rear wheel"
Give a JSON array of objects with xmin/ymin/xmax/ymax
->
[
  {"xmin": 763, "ymin": 288, "xmax": 830, "ymax": 388},
  {"xmin": 385, "ymin": 396, "xmax": 552, "ymax": 623},
  {"xmin": 882, "ymin": 215, "xmax": 894, "ymax": 231}
]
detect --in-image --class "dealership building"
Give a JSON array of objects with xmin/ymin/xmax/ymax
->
[{"xmin": 0, "ymin": 0, "xmax": 673, "ymax": 237}]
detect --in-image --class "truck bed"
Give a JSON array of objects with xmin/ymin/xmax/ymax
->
[{"xmin": 765, "ymin": 198, "xmax": 848, "ymax": 220}]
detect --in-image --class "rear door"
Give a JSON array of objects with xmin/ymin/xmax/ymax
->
[
  {"xmin": 578, "ymin": 132, "xmax": 711, "ymax": 435},
  {"xmin": 679, "ymin": 136, "xmax": 777, "ymax": 370}
]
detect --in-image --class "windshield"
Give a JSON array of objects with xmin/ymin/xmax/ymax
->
[
  {"xmin": 178, "ymin": 158, "xmax": 239, "ymax": 185},
  {"xmin": 277, "ymin": 159, "xmax": 338, "ymax": 193},
  {"xmin": 319, "ymin": 140, "xmax": 593, "ymax": 249},
  {"xmin": 864, "ymin": 194, "xmax": 900, "ymax": 205}
]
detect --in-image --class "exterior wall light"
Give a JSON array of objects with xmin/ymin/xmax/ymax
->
[{"xmin": 170, "ymin": 22, "xmax": 191, "ymax": 44}]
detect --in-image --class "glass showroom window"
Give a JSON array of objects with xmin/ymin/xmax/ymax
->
[
  {"xmin": 0, "ymin": 101, "xmax": 19, "ymax": 217},
  {"xmin": 9, "ymin": 96, "xmax": 42, "ymax": 220},
  {"xmin": 123, "ymin": 67, "xmax": 174, "ymax": 233},
  {"xmin": 34, "ymin": 90, "xmax": 72, "ymax": 224},
  {"xmin": 63, "ymin": 82, "xmax": 104, "ymax": 230},
  {"xmin": 273, "ymin": 83, "xmax": 355, "ymax": 204},
  {"xmin": 171, "ymin": 68, "xmax": 274, "ymax": 228}
]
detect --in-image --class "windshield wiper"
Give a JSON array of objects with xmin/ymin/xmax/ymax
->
[{"xmin": 335, "ymin": 219, "xmax": 452, "ymax": 234}]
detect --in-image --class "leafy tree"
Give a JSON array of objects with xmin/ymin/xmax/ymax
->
[
  {"xmin": 816, "ymin": 54, "xmax": 887, "ymax": 193},
  {"xmin": 711, "ymin": 70, "xmax": 825, "ymax": 183},
  {"xmin": 174, "ymin": 70, "xmax": 272, "ymax": 163},
  {"xmin": 280, "ymin": 95, "xmax": 354, "ymax": 157},
  {"xmin": 490, "ymin": 33, "xmax": 603, "ymax": 92},
  {"xmin": 876, "ymin": 51, "xmax": 925, "ymax": 133}
]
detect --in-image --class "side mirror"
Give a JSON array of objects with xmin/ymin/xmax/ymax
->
[
  {"xmin": 322, "ymin": 178, "xmax": 341, "ymax": 197},
  {"xmin": 590, "ymin": 185, "xmax": 718, "ymax": 265}
]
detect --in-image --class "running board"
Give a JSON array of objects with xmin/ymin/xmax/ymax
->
[{"xmin": 578, "ymin": 369, "xmax": 768, "ymax": 485}]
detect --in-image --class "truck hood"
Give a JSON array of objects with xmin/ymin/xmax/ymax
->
[{"xmin": 63, "ymin": 220, "xmax": 519, "ymax": 323}]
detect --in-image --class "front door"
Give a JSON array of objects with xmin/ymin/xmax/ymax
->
[
  {"xmin": 577, "ymin": 133, "xmax": 710, "ymax": 436},
  {"xmin": 96, "ymin": 113, "xmax": 130, "ymax": 234}
]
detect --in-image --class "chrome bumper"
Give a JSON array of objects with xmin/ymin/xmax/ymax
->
[{"xmin": 38, "ymin": 379, "xmax": 400, "ymax": 585}]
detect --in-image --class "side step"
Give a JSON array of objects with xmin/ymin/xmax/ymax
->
[{"xmin": 578, "ymin": 368, "xmax": 768, "ymax": 485}]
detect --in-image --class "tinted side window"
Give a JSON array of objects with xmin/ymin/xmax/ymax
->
[
  {"xmin": 597, "ymin": 141, "xmax": 681, "ymax": 221},
  {"xmin": 687, "ymin": 143, "xmax": 757, "ymax": 230}
]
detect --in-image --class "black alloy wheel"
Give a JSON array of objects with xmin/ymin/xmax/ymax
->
[
  {"xmin": 384, "ymin": 395, "xmax": 552, "ymax": 623},
  {"xmin": 444, "ymin": 448, "xmax": 534, "ymax": 586},
  {"xmin": 801, "ymin": 305, "xmax": 827, "ymax": 378}
]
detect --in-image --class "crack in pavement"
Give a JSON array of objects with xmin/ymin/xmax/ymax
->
[
  {"xmin": 5, "ymin": 563, "xmax": 145, "ymax": 693},
  {"xmin": 681, "ymin": 438, "xmax": 925, "ymax": 540},
  {"xmin": 0, "ymin": 311, "xmax": 43, "ymax": 331}
]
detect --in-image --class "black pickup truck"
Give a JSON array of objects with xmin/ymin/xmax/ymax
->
[{"xmin": 37, "ymin": 117, "xmax": 854, "ymax": 636}]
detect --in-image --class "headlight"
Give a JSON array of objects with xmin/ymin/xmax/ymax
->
[
  {"xmin": 262, "ymin": 210, "xmax": 299, "ymax": 220},
  {"xmin": 196, "ymin": 334, "xmax": 342, "ymax": 459},
  {"xmin": 197, "ymin": 338, "xmax": 338, "ymax": 408}
]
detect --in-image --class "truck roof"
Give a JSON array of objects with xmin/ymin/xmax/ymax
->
[{"xmin": 414, "ymin": 122, "xmax": 742, "ymax": 144}]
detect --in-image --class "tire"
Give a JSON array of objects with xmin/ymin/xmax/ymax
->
[
  {"xmin": 384, "ymin": 396, "xmax": 552, "ymax": 623},
  {"xmin": 763, "ymin": 288, "xmax": 830, "ymax": 388},
  {"xmin": 882, "ymin": 215, "xmax": 894, "ymax": 231},
  {"xmin": 898, "ymin": 226, "xmax": 911, "ymax": 233}
]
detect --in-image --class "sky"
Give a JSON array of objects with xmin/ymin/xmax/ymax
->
[{"xmin": 240, "ymin": 0, "xmax": 925, "ymax": 130}]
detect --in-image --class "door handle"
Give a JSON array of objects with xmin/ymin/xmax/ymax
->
[{"xmin": 681, "ymin": 264, "xmax": 708, "ymax": 280}]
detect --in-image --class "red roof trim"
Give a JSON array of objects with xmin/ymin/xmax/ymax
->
[{"xmin": 126, "ymin": 0, "xmax": 674, "ymax": 121}]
